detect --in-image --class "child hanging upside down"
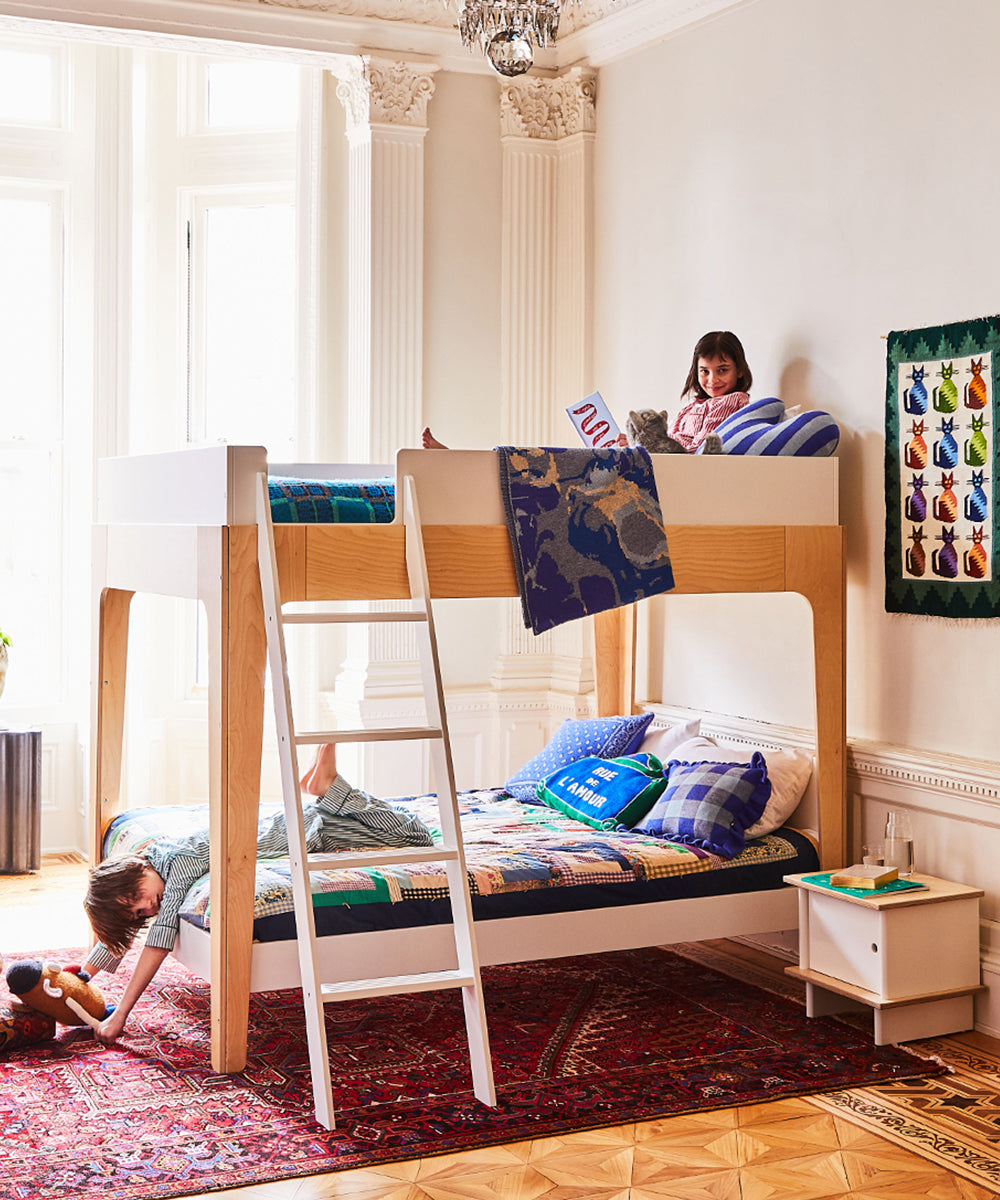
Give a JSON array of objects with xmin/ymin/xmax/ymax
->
[{"xmin": 81, "ymin": 745, "xmax": 433, "ymax": 1046}]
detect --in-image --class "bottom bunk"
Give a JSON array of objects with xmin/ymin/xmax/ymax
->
[{"xmin": 104, "ymin": 783, "xmax": 819, "ymax": 993}]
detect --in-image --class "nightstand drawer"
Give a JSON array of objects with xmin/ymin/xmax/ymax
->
[{"xmin": 805, "ymin": 890, "xmax": 981, "ymax": 1000}]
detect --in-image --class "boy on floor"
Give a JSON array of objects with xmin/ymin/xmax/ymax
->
[{"xmin": 81, "ymin": 746, "xmax": 432, "ymax": 1046}]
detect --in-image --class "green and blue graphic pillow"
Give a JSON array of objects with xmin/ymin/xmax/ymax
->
[{"xmin": 538, "ymin": 753, "xmax": 667, "ymax": 830}]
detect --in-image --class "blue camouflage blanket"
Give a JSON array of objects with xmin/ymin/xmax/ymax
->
[{"xmin": 497, "ymin": 446, "xmax": 675, "ymax": 634}]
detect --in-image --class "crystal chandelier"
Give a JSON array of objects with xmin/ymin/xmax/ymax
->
[{"xmin": 455, "ymin": 1, "xmax": 567, "ymax": 78}]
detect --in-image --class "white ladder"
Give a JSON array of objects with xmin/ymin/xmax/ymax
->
[{"xmin": 255, "ymin": 473, "xmax": 496, "ymax": 1130}]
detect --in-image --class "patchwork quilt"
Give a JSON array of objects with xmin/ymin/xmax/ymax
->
[{"xmin": 104, "ymin": 790, "xmax": 814, "ymax": 939}]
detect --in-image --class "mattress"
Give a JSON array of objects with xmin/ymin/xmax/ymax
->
[
  {"xmin": 104, "ymin": 789, "xmax": 819, "ymax": 944},
  {"xmin": 267, "ymin": 476, "xmax": 394, "ymax": 523}
]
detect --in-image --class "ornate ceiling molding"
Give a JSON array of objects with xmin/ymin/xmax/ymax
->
[
  {"xmin": 0, "ymin": 0, "xmax": 751, "ymax": 71},
  {"xmin": 253, "ymin": 0, "xmax": 648, "ymax": 34},
  {"xmin": 500, "ymin": 66, "xmax": 595, "ymax": 140},
  {"xmin": 258, "ymin": 0, "xmax": 455, "ymax": 30}
]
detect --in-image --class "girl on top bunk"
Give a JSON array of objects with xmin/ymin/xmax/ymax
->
[
  {"xmin": 623, "ymin": 330, "xmax": 753, "ymax": 454},
  {"xmin": 426, "ymin": 331, "xmax": 753, "ymax": 455},
  {"xmin": 79, "ymin": 747, "xmax": 432, "ymax": 1046},
  {"xmin": 670, "ymin": 329, "xmax": 753, "ymax": 451}
]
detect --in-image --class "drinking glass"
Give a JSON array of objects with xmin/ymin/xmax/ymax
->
[{"xmin": 883, "ymin": 810, "xmax": 914, "ymax": 876}]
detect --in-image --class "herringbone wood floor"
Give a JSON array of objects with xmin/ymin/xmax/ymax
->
[{"xmin": 2, "ymin": 857, "xmax": 997, "ymax": 1200}]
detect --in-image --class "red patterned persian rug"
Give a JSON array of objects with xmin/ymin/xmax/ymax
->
[{"xmin": 0, "ymin": 946, "xmax": 945, "ymax": 1200}]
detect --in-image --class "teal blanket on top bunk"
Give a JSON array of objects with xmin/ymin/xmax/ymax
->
[{"xmin": 268, "ymin": 476, "xmax": 394, "ymax": 523}]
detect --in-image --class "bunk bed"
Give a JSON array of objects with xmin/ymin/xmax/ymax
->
[{"xmin": 92, "ymin": 445, "xmax": 845, "ymax": 1074}]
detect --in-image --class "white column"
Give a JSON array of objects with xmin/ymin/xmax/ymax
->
[
  {"xmin": 331, "ymin": 57, "xmax": 439, "ymax": 707},
  {"xmin": 493, "ymin": 67, "xmax": 597, "ymax": 697},
  {"xmin": 334, "ymin": 56, "xmax": 438, "ymax": 463}
]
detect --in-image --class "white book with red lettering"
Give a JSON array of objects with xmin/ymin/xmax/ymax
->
[{"xmin": 566, "ymin": 392, "xmax": 621, "ymax": 449}]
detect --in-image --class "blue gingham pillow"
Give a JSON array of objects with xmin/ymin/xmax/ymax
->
[
  {"xmin": 633, "ymin": 752, "xmax": 771, "ymax": 858},
  {"xmin": 504, "ymin": 713, "xmax": 654, "ymax": 805}
]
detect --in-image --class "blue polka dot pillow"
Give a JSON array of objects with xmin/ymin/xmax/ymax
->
[
  {"xmin": 633, "ymin": 752, "xmax": 772, "ymax": 858},
  {"xmin": 504, "ymin": 713, "xmax": 654, "ymax": 805},
  {"xmin": 713, "ymin": 397, "xmax": 839, "ymax": 457}
]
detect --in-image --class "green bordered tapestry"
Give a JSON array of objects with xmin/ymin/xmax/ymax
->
[{"xmin": 885, "ymin": 315, "xmax": 1000, "ymax": 617}]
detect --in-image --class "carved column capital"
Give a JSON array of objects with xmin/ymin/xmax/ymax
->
[
  {"xmin": 500, "ymin": 67, "xmax": 597, "ymax": 140},
  {"xmin": 333, "ymin": 56, "xmax": 440, "ymax": 132}
]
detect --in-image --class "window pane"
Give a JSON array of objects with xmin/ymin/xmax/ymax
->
[
  {"xmin": 0, "ymin": 448, "xmax": 64, "ymax": 706},
  {"xmin": 0, "ymin": 48, "xmax": 55, "ymax": 125},
  {"xmin": 200, "ymin": 202, "xmax": 296, "ymax": 453},
  {"xmin": 0, "ymin": 195, "xmax": 60, "ymax": 440},
  {"xmin": 206, "ymin": 60, "xmax": 298, "ymax": 129}
]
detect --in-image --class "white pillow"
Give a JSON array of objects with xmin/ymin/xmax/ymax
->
[
  {"xmin": 665, "ymin": 733, "xmax": 719, "ymax": 762},
  {"xmin": 638, "ymin": 718, "xmax": 701, "ymax": 761},
  {"xmin": 744, "ymin": 748, "xmax": 814, "ymax": 838}
]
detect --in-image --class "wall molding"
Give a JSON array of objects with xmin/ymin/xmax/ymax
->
[{"xmin": 848, "ymin": 737, "xmax": 1000, "ymax": 812}]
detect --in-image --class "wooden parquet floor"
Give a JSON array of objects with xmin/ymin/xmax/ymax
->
[{"xmin": 2, "ymin": 857, "xmax": 998, "ymax": 1200}]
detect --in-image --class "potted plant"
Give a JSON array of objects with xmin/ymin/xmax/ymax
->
[{"xmin": 0, "ymin": 627, "xmax": 9, "ymax": 700}]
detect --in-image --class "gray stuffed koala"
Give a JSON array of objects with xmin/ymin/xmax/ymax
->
[{"xmin": 625, "ymin": 409, "xmax": 722, "ymax": 455}]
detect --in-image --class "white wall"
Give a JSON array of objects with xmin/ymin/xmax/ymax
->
[
  {"xmin": 593, "ymin": 0, "xmax": 1000, "ymax": 1032},
  {"xmin": 594, "ymin": 0, "xmax": 1000, "ymax": 762}
]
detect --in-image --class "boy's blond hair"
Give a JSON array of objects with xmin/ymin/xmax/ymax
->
[{"xmin": 84, "ymin": 855, "xmax": 151, "ymax": 957}]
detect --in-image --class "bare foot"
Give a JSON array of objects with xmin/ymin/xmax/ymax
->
[
  {"xmin": 300, "ymin": 742, "xmax": 338, "ymax": 796},
  {"xmin": 421, "ymin": 426, "xmax": 448, "ymax": 450}
]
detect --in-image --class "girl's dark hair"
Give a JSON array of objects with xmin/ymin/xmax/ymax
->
[
  {"xmin": 681, "ymin": 331, "xmax": 753, "ymax": 399},
  {"xmin": 84, "ymin": 855, "xmax": 151, "ymax": 957}
]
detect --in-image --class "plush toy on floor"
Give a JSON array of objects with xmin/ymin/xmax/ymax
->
[
  {"xmin": 626, "ymin": 410, "xmax": 722, "ymax": 455},
  {"xmin": 1, "ymin": 953, "xmax": 56, "ymax": 1050},
  {"xmin": 5, "ymin": 958, "xmax": 114, "ymax": 1031}
]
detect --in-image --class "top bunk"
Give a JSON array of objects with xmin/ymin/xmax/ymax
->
[
  {"xmin": 96, "ymin": 444, "xmax": 839, "ymax": 529},
  {"xmin": 94, "ymin": 445, "xmax": 840, "ymax": 605}
]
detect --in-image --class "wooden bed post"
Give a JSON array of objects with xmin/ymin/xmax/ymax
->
[
  {"xmin": 785, "ymin": 525, "xmax": 846, "ymax": 870},
  {"xmin": 199, "ymin": 525, "xmax": 267, "ymax": 1074},
  {"xmin": 90, "ymin": 584, "xmax": 134, "ymax": 866},
  {"xmin": 592, "ymin": 605, "xmax": 637, "ymax": 717}
]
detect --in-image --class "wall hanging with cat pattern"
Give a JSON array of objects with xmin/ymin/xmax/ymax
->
[{"xmin": 885, "ymin": 315, "xmax": 1000, "ymax": 617}]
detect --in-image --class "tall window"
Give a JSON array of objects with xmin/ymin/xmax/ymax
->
[
  {"xmin": 189, "ymin": 198, "xmax": 297, "ymax": 452},
  {"xmin": 0, "ymin": 37, "xmax": 90, "ymax": 719},
  {"xmin": 0, "ymin": 193, "xmax": 64, "ymax": 705},
  {"xmin": 0, "ymin": 34, "xmax": 323, "ymax": 828},
  {"xmin": 0, "ymin": 35, "xmax": 96, "ymax": 845},
  {"xmin": 129, "ymin": 51, "xmax": 321, "ymax": 802}
]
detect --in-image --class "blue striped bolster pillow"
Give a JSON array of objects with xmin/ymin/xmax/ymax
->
[{"xmin": 714, "ymin": 397, "xmax": 840, "ymax": 456}]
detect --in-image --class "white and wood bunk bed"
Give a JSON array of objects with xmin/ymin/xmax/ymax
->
[{"xmin": 92, "ymin": 446, "xmax": 845, "ymax": 1075}]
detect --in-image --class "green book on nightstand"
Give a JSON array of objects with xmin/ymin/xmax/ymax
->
[{"xmin": 800, "ymin": 871, "xmax": 928, "ymax": 900}]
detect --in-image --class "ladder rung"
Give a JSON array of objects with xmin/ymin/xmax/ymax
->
[
  {"xmin": 294, "ymin": 726, "xmax": 443, "ymax": 745},
  {"xmin": 280, "ymin": 610, "xmax": 426, "ymax": 625},
  {"xmin": 320, "ymin": 969, "xmax": 476, "ymax": 1002},
  {"xmin": 294, "ymin": 847, "xmax": 459, "ymax": 871}
]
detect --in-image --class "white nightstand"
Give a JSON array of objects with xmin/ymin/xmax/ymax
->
[{"xmin": 783, "ymin": 872, "xmax": 985, "ymax": 1045}]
